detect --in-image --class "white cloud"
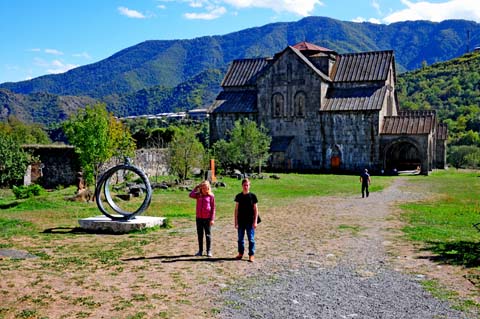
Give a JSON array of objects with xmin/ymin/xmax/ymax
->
[
  {"xmin": 371, "ymin": 0, "xmax": 381, "ymax": 15},
  {"xmin": 47, "ymin": 60, "xmax": 79, "ymax": 74},
  {"xmin": 189, "ymin": 1, "xmax": 204, "ymax": 8},
  {"xmin": 223, "ymin": 0, "xmax": 323, "ymax": 16},
  {"xmin": 118, "ymin": 6, "xmax": 146, "ymax": 19},
  {"xmin": 73, "ymin": 52, "xmax": 92, "ymax": 60},
  {"xmin": 157, "ymin": 4, "xmax": 166, "ymax": 9},
  {"xmin": 181, "ymin": 0, "xmax": 322, "ymax": 18},
  {"xmin": 33, "ymin": 57, "xmax": 78, "ymax": 75},
  {"xmin": 45, "ymin": 48, "xmax": 63, "ymax": 55},
  {"xmin": 352, "ymin": 17, "xmax": 381, "ymax": 24},
  {"xmin": 383, "ymin": 0, "xmax": 480, "ymax": 23},
  {"xmin": 184, "ymin": 6, "xmax": 227, "ymax": 19}
]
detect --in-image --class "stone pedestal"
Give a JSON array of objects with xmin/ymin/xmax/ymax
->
[{"xmin": 79, "ymin": 215, "xmax": 165, "ymax": 234}]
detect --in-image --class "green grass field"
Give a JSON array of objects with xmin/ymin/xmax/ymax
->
[{"xmin": 400, "ymin": 170, "xmax": 480, "ymax": 268}]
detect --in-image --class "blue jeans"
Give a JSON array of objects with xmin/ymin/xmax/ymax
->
[{"xmin": 237, "ymin": 224, "xmax": 255, "ymax": 256}]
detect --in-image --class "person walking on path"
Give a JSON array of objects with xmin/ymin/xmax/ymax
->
[
  {"xmin": 360, "ymin": 168, "xmax": 371, "ymax": 198},
  {"xmin": 189, "ymin": 180, "xmax": 215, "ymax": 257},
  {"xmin": 234, "ymin": 178, "xmax": 259, "ymax": 262}
]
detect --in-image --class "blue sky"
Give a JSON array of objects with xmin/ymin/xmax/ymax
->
[{"xmin": 1, "ymin": 0, "xmax": 479, "ymax": 84}]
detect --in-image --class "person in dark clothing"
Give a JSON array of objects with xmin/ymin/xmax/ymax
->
[
  {"xmin": 234, "ymin": 178, "xmax": 259, "ymax": 262},
  {"xmin": 360, "ymin": 169, "xmax": 371, "ymax": 198}
]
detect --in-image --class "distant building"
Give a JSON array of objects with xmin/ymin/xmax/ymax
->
[
  {"xmin": 187, "ymin": 108, "xmax": 208, "ymax": 121},
  {"xmin": 209, "ymin": 42, "xmax": 447, "ymax": 174}
]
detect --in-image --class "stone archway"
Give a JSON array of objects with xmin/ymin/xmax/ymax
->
[{"xmin": 384, "ymin": 139, "xmax": 422, "ymax": 172}]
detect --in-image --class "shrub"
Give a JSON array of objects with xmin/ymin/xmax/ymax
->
[{"xmin": 12, "ymin": 184, "xmax": 44, "ymax": 199}]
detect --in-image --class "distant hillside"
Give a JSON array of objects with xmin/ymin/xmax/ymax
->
[
  {"xmin": 103, "ymin": 68, "xmax": 225, "ymax": 117},
  {"xmin": 0, "ymin": 16, "xmax": 479, "ymax": 126},
  {"xmin": 397, "ymin": 50, "xmax": 480, "ymax": 145},
  {"xmin": 0, "ymin": 90, "xmax": 96, "ymax": 124}
]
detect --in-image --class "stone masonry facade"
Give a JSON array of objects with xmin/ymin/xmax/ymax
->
[{"xmin": 209, "ymin": 42, "xmax": 447, "ymax": 175}]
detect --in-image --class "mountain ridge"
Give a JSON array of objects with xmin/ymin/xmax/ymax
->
[{"xmin": 0, "ymin": 16, "xmax": 479, "ymax": 125}]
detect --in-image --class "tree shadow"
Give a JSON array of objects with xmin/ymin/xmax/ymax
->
[
  {"xmin": 122, "ymin": 254, "xmax": 238, "ymax": 263},
  {"xmin": 418, "ymin": 241, "xmax": 480, "ymax": 268}
]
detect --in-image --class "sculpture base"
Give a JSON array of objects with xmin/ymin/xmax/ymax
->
[{"xmin": 78, "ymin": 215, "xmax": 165, "ymax": 234}]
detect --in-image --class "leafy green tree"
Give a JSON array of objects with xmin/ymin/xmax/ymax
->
[
  {"xmin": 448, "ymin": 145, "xmax": 480, "ymax": 169},
  {"xmin": 0, "ymin": 116, "xmax": 50, "ymax": 144},
  {"xmin": 63, "ymin": 103, "xmax": 135, "ymax": 186},
  {"xmin": 168, "ymin": 126, "xmax": 205, "ymax": 181},
  {"xmin": 213, "ymin": 119, "xmax": 271, "ymax": 173},
  {"xmin": 0, "ymin": 132, "xmax": 31, "ymax": 187}
]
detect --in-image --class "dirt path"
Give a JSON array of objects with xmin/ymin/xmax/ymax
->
[{"xmin": 0, "ymin": 177, "xmax": 477, "ymax": 318}]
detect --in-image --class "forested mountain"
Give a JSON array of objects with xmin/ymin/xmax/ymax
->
[
  {"xmin": 0, "ymin": 16, "xmax": 479, "ymax": 125},
  {"xmin": 397, "ymin": 50, "xmax": 480, "ymax": 145}
]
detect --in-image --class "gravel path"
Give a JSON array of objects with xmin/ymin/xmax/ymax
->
[{"xmin": 219, "ymin": 178, "xmax": 471, "ymax": 319}]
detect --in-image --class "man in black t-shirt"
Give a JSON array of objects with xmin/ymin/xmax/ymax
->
[
  {"xmin": 360, "ymin": 168, "xmax": 371, "ymax": 198},
  {"xmin": 234, "ymin": 178, "xmax": 259, "ymax": 262}
]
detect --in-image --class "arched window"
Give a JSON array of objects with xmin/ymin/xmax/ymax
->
[
  {"xmin": 294, "ymin": 91, "xmax": 306, "ymax": 117},
  {"xmin": 272, "ymin": 93, "xmax": 284, "ymax": 118}
]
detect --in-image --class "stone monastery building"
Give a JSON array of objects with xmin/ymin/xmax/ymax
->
[{"xmin": 209, "ymin": 42, "xmax": 447, "ymax": 174}]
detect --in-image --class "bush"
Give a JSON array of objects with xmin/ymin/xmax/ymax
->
[{"xmin": 12, "ymin": 184, "xmax": 44, "ymax": 199}]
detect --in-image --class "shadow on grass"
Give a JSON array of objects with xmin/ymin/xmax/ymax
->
[
  {"xmin": 122, "ymin": 254, "xmax": 239, "ymax": 263},
  {"xmin": 419, "ymin": 241, "xmax": 480, "ymax": 268},
  {"xmin": 0, "ymin": 201, "xmax": 19, "ymax": 209},
  {"xmin": 42, "ymin": 227, "xmax": 88, "ymax": 234},
  {"xmin": 42, "ymin": 227, "xmax": 126, "ymax": 235}
]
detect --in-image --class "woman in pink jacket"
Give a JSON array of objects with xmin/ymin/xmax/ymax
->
[{"xmin": 189, "ymin": 180, "xmax": 215, "ymax": 257}]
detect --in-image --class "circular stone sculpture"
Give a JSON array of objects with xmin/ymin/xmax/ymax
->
[{"xmin": 95, "ymin": 159, "xmax": 152, "ymax": 221}]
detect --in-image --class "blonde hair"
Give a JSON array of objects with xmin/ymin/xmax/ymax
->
[{"xmin": 199, "ymin": 180, "xmax": 213, "ymax": 195}]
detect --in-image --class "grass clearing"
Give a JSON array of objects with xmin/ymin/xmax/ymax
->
[
  {"xmin": 399, "ymin": 169, "xmax": 480, "ymax": 313},
  {"xmin": 400, "ymin": 170, "xmax": 480, "ymax": 267}
]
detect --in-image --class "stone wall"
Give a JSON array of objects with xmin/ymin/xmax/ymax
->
[
  {"xmin": 23, "ymin": 145, "xmax": 80, "ymax": 188},
  {"xmin": 23, "ymin": 146, "xmax": 170, "ymax": 188}
]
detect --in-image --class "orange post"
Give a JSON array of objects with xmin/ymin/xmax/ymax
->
[{"xmin": 210, "ymin": 159, "xmax": 217, "ymax": 182}]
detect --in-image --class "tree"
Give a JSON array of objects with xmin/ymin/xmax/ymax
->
[
  {"xmin": 0, "ymin": 132, "xmax": 31, "ymax": 187},
  {"xmin": 168, "ymin": 126, "xmax": 205, "ymax": 181},
  {"xmin": 448, "ymin": 145, "xmax": 480, "ymax": 169},
  {"xmin": 213, "ymin": 119, "xmax": 271, "ymax": 173},
  {"xmin": 63, "ymin": 103, "xmax": 135, "ymax": 186},
  {"xmin": 0, "ymin": 116, "xmax": 50, "ymax": 145}
]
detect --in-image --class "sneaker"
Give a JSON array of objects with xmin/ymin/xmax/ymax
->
[
  {"xmin": 248, "ymin": 255, "xmax": 255, "ymax": 262},
  {"xmin": 195, "ymin": 251, "xmax": 202, "ymax": 256},
  {"xmin": 207, "ymin": 251, "xmax": 213, "ymax": 257},
  {"xmin": 235, "ymin": 253, "xmax": 243, "ymax": 260}
]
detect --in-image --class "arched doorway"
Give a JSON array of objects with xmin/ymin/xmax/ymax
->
[{"xmin": 384, "ymin": 140, "xmax": 422, "ymax": 172}]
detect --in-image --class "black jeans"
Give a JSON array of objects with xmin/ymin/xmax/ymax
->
[
  {"xmin": 196, "ymin": 218, "xmax": 212, "ymax": 252},
  {"xmin": 362, "ymin": 184, "xmax": 369, "ymax": 198}
]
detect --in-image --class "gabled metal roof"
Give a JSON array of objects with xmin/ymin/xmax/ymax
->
[
  {"xmin": 333, "ymin": 50, "xmax": 394, "ymax": 82},
  {"xmin": 221, "ymin": 58, "xmax": 270, "ymax": 87},
  {"xmin": 321, "ymin": 86, "xmax": 387, "ymax": 111},
  {"xmin": 381, "ymin": 111, "xmax": 436, "ymax": 135},
  {"xmin": 210, "ymin": 90, "xmax": 257, "ymax": 113}
]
